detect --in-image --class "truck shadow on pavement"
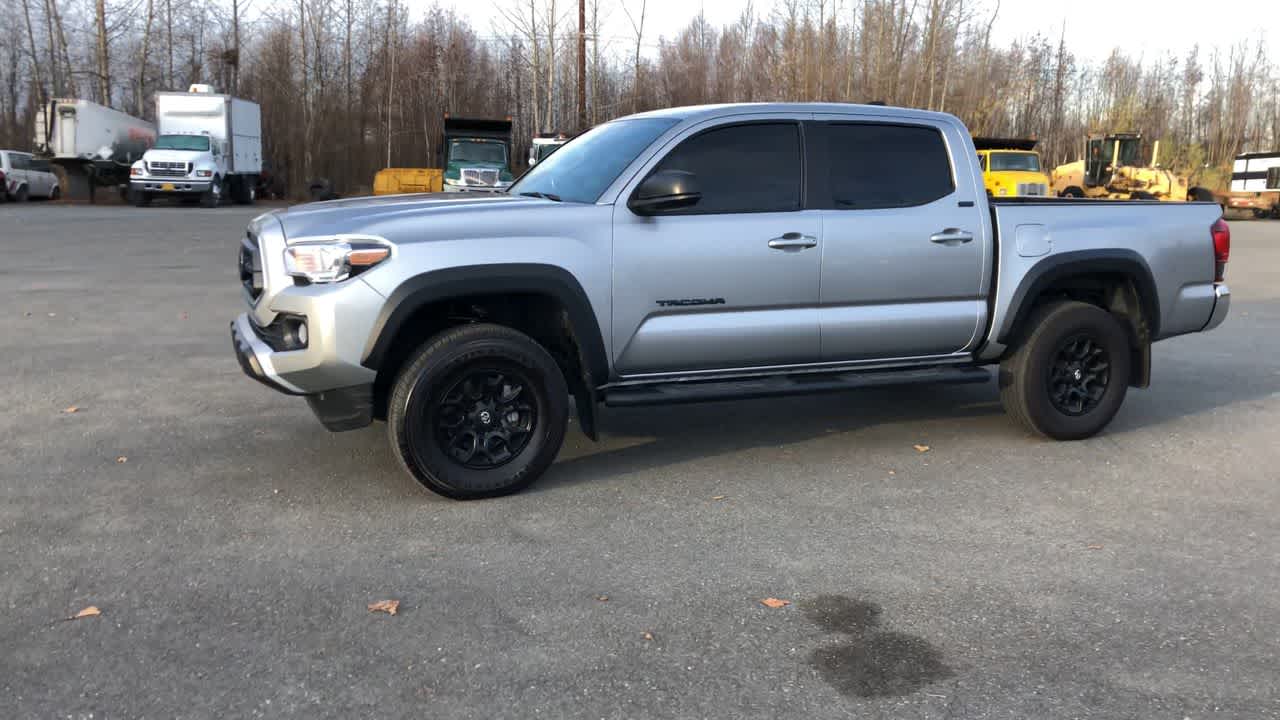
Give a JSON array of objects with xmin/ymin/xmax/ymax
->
[{"xmin": 800, "ymin": 594, "xmax": 953, "ymax": 698}]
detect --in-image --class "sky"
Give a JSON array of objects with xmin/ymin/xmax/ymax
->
[{"xmin": 418, "ymin": 0, "xmax": 1277, "ymax": 65}]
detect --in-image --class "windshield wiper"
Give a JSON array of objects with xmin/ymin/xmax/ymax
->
[{"xmin": 518, "ymin": 191, "xmax": 562, "ymax": 202}]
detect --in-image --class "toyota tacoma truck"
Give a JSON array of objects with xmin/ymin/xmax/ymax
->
[{"xmin": 231, "ymin": 103, "xmax": 1231, "ymax": 500}]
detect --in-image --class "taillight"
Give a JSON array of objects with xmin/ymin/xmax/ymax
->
[{"xmin": 1211, "ymin": 217, "xmax": 1230, "ymax": 282}]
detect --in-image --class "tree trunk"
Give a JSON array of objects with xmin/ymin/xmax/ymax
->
[{"xmin": 95, "ymin": 0, "xmax": 110, "ymax": 105}]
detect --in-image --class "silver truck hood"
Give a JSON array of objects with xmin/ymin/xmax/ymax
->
[{"xmin": 272, "ymin": 192, "xmax": 552, "ymax": 240}]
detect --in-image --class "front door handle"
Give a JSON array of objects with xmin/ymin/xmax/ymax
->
[
  {"xmin": 768, "ymin": 232, "xmax": 818, "ymax": 250},
  {"xmin": 930, "ymin": 228, "xmax": 975, "ymax": 246}
]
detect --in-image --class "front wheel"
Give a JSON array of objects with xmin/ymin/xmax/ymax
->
[
  {"xmin": 1060, "ymin": 187, "xmax": 1085, "ymax": 199},
  {"xmin": 999, "ymin": 301, "xmax": 1131, "ymax": 440},
  {"xmin": 200, "ymin": 177, "xmax": 225, "ymax": 208},
  {"xmin": 131, "ymin": 188, "xmax": 151, "ymax": 207},
  {"xmin": 387, "ymin": 323, "xmax": 569, "ymax": 500}
]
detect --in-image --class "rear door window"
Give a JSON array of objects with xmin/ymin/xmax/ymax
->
[
  {"xmin": 806, "ymin": 122, "xmax": 954, "ymax": 209},
  {"xmin": 9, "ymin": 153, "xmax": 31, "ymax": 171},
  {"xmin": 649, "ymin": 122, "xmax": 802, "ymax": 214}
]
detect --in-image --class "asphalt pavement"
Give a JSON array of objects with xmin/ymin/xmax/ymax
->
[{"xmin": 2, "ymin": 202, "xmax": 1278, "ymax": 719}]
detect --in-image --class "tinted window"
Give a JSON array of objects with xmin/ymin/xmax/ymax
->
[
  {"xmin": 8, "ymin": 153, "xmax": 30, "ymax": 170},
  {"xmin": 808, "ymin": 123, "xmax": 954, "ymax": 209},
  {"xmin": 649, "ymin": 122, "xmax": 801, "ymax": 214},
  {"xmin": 511, "ymin": 118, "xmax": 677, "ymax": 204},
  {"xmin": 29, "ymin": 159, "xmax": 52, "ymax": 173}
]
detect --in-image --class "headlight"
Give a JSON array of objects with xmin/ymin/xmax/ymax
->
[
  {"xmin": 283, "ymin": 239, "xmax": 392, "ymax": 283},
  {"xmin": 444, "ymin": 178, "xmax": 464, "ymax": 186},
  {"xmin": 130, "ymin": 167, "xmax": 143, "ymax": 176},
  {"xmin": 196, "ymin": 169, "xmax": 213, "ymax": 177},
  {"xmin": 997, "ymin": 187, "xmax": 1008, "ymax": 196}
]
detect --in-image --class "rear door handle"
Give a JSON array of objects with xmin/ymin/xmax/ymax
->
[
  {"xmin": 768, "ymin": 232, "xmax": 818, "ymax": 250},
  {"xmin": 930, "ymin": 228, "xmax": 974, "ymax": 246}
]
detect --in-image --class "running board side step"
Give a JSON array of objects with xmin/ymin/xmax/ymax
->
[{"xmin": 603, "ymin": 366, "xmax": 991, "ymax": 407}]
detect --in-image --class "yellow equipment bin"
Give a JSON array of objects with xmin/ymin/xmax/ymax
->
[{"xmin": 373, "ymin": 168, "xmax": 443, "ymax": 195}]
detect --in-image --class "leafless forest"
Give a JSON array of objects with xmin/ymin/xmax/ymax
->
[{"xmin": 1, "ymin": 0, "xmax": 1277, "ymax": 197}]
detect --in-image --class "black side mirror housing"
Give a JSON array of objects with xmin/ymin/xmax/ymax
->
[{"xmin": 628, "ymin": 169, "xmax": 702, "ymax": 216}]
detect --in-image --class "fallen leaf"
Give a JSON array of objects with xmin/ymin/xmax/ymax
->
[
  {"xmin": 711, "ymin": 495, "xmax": 727, "ymax": 501},
  {"xmin": 760, "ymin": 598, "xmax": 791, "ymax": 609},
  {"xmin": 368, "ymin": 599, "xmax": 399, "ymax": 615},
  {"xmin": 913, "ymin": 444, "xmax": 931, "ymax": 453},
  {"xmin": 72, "ymin": 606, "xmax": 101, "ymax": 620},
  {"xmin": 1086, "ymin": 544, "xmax": 1104, "ymax": 551},
  {"xmin": 596, "ymin": 595, "xmax": 609, "ymax": 602},
  {"xmin": 642, "ymin": 631, "xmax": 654, "ymax": 641},
  {"xmin": 63, "ymin": 406, "xmax": 80, "ymax": 414},
  {"xmin": 115, "ymin": 456, "xmax": 128, "ymax": 464}
]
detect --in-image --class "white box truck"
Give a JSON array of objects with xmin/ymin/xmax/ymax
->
[
  {"xmin": 130, "ymin": 84, "xmax": 262, "ymax": 207},
  {"xmin": 33, "ymin": 98, "xmax": 156, "ymax": 201}
]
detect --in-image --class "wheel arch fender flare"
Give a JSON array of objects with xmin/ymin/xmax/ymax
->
[
  {"xmin": 360, "ymin": 263, "xmax": 610, "ymax": 437},
  {"xmin": 996, "ymin": 249, "xmax": 1161, "ymax": 347}
]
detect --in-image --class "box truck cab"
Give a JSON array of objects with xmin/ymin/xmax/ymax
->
[{"xmin": 130, "ymin": 85, "xmax": 261, "ymax": 207}]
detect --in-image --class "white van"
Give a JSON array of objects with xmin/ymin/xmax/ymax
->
[{"xmin": 1, "ymin": 150, "xmax": 60, "ymax": 202}]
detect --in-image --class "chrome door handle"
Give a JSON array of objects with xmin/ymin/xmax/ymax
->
[
  {"xmin": 768, "ymin": 232, "xmax": 818, "ymax": 250},
  {"xmin": 930, "ymin": 228, "xmax": 974, "ymax": 245}
]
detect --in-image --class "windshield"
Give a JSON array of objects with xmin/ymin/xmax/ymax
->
[
  {"xmin": 534, "ymin": 143, "xmax": 563, "ymax": 163},
  {"xmin": 1114, "ymin": 138, "xmax": 1142, "ymax": 167},
  {"xmin": 153, "ymin": 134, "xmax": 210, "ymax": 151},
  {"xmin": 510, "ymin": 118, "xmax": 679, "ymax": 204},
  {"xmin": 449, "ymin": 140, "xmax": 507, "ymax": 165},
  {"xmin": 988, "ymin": 152, "xmax": 1041, "ymax": 172}
]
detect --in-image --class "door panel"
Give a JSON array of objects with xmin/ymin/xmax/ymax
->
[
  {"xmin": 611, "ymin": 119, "xmax": 821, "ymax": 376},
  {"xmin": 807, "ymin": 120, "xmax": 986, "ymax": 361},
  {"xmin": 613, "ymin": 210, "xmax": 822, "ymax": 374}
]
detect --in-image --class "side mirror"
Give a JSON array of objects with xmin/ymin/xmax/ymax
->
[{"xmin": 628, "ymin": 169, "xmax": 702, "ymax": 216}]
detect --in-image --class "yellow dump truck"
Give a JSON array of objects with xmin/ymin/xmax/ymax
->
[
  {"xmin": 1051, "ymin": 133, "xmax": 1214, "ymax": 202},
  {"xmin": 373, "ymin": 168, "xmax": 443, "ymax": 195},
  {"xmin": 973, "ymin": 137, "xmax": 1051, "ymax": 198}
]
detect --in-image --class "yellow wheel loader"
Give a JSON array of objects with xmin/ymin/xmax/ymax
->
[{"xmin": 1051, "ymin": 133, "xmax": 1214, "ymax": 202}]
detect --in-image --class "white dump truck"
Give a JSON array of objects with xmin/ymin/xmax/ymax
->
[
  {"xmin": 130, "ymin": 85, "xmax": 262, "ymax": 207},
  {"xmin": 33, "ymin": 99, "xmax": 156, "ymax": 201}
]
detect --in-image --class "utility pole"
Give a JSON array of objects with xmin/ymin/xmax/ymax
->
[{"xmin": 577, "ymin": 0, "xmax": 586, "ymax": 131}]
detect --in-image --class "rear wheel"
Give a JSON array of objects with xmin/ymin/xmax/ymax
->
[
  {"xmin": 387, "ymin": 323, "xmax": 569, "ymax": 500},
  {"xmin": 1060, "ymin": 186, "xmax": 1085, "ymax": 198},
  {"xmin": 49, "ymin": 185, "xmax": 60, "ymax": 201},
  {"xmin": 1000, "ymin": 301, "xmax": 1131, "ymax": 440},
  {"xmin": 1188, "ymin": 187, "xmax": 1215, "ymax": 202}
]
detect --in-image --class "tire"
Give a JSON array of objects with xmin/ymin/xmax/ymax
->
[
  {"xmin": 1061, "ymin": 186, "xmax": 1085, "ymax": 198},
  {"xmin": 1188, "ymin": 187, "xmax": 1215, "ymax": 202},
  {"xmin": 14, "ymin": 185, "xmax": 29, "ymax": 202},
  {"xmin": 131, "ymin": 188, "xmax": 151, "ymax": 207},
  {"xmin": 999, "ymin": 301, "xmax": 1131, "ymax": 441},
  {"xmin": 1129, "ymin": 191, "xmax": 1156, "ymax": 200},
  {"xmin": 200, "ymin": 176, "xmax": 224, "ymax": 208},
  {"xmin": 49, "ymin": 185, "xmax": 60, "ymax": 201},
  {"xmin": 387, "ymin": 323, "xmax": 570, "ymax": 500}
]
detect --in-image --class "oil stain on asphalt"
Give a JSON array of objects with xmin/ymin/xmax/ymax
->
[{"xmin": 801, "ymin": 594, "xmax": 953, "ymax": 698}]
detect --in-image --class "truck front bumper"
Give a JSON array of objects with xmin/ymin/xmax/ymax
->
[
  {"xmin": 232, "ymin": 313, "xmax": 376, "ymax": 431},
  {"xmin": 132, "ymin": 178, "xmax": 212, "ymax": 194}
]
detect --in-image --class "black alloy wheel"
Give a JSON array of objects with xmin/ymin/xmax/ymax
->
[
  {"xmin": 433, "ymin": 367, "xmax": 538, "ymax": 469},
  {"xmin": 1046, "ymin": 334, "xmax": 1110, "ymax": 416}
]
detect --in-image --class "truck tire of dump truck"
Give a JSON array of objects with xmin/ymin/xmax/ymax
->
[{"xmin": 999, "ymin": 300, "xmax": 1131, "ymax": 441}]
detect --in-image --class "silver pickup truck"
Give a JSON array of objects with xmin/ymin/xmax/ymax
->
[{"xmin": 231, "ymin": 103, "xmax": 1231, "ymax": 499}]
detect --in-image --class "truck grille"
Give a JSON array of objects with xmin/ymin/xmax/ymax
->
[
  {"xmin": 147, "ymin": 161, "xmax": 190, "ymax": 178},
  {"xmin": 1017, "ymin": 183, "xmax": 1048, "ymax": 196},
  {"xmin": 461, "ymin": 167, "xmax": 500, "ymax": 186},
  {"xmin": 239, "ymin": 233, "xmax": 264, "ymax": 302}
]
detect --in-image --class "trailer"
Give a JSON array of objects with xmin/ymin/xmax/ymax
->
[
  {"xmin": 1223, "ymin": 151, "xmax": 1280, "ymax": 219},
  {"xmin": 33, "ymin": 99, "xmax": 156, "ymax": 201}
]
